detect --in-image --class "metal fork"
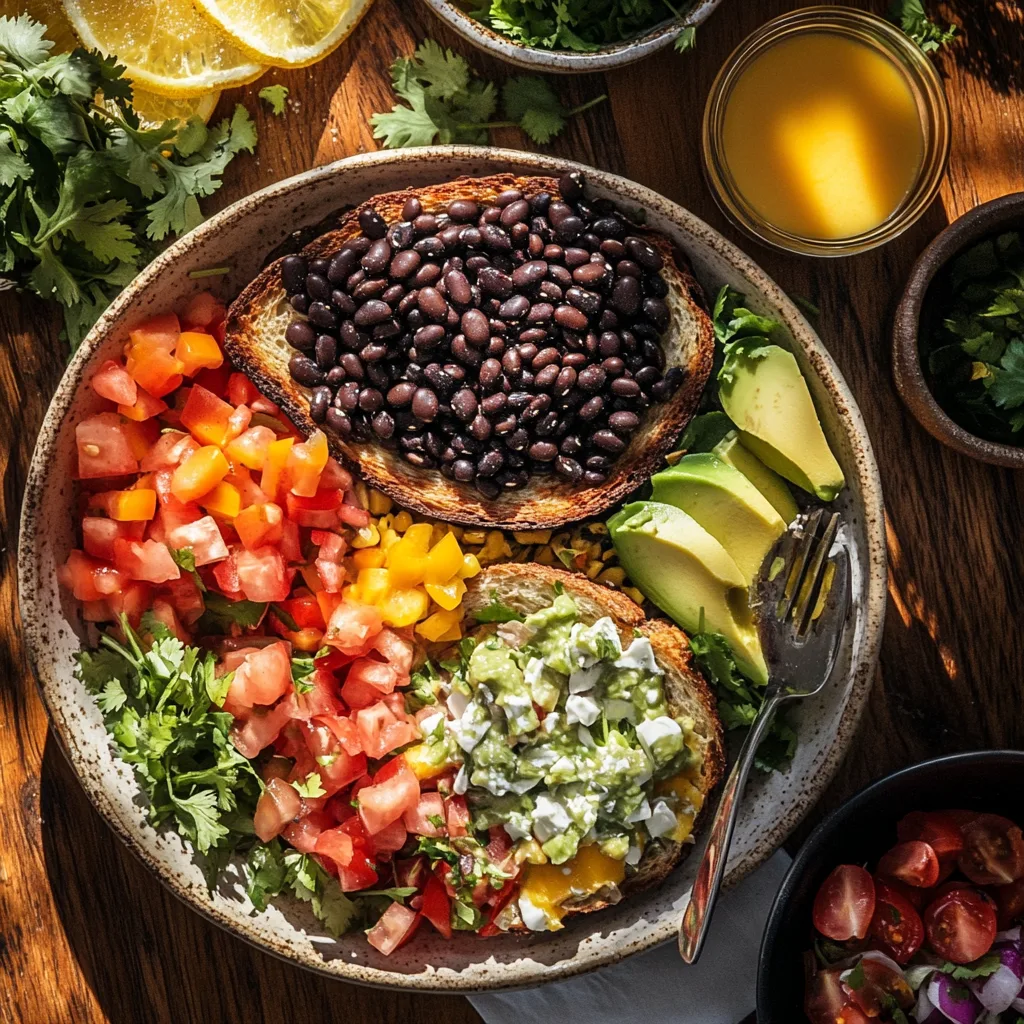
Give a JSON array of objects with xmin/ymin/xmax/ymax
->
[{"xmin": 678, "ymin": 508, "xmax": 852, "ymax": 964}]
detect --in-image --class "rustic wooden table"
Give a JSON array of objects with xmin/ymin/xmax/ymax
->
[{"xmin": 2, "ymin": 0, "xmax": 1022, "ymax": 1020}]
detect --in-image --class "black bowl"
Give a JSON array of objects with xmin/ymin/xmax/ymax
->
[{"xmin": 756, "ymin": 750, "xmax": 1024, "ymax": 1022}]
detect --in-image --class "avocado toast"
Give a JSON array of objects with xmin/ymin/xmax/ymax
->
[{"xmin": 410, "ymin": 563, "xmax": 724, "ymax": 933}]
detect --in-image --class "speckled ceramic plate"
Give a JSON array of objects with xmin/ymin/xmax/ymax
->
[
  {"xmin": 18, "ymin": 147, "xmax": 885, "ymax": 992},
  {"xmin": 419, "ymin": 0, "xmax": 726, "ymax": 73}
]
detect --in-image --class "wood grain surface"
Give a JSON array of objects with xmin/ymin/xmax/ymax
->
[{"xmin": 2, "ymin": 1, "xmax": 1022, "ymax": 1021}]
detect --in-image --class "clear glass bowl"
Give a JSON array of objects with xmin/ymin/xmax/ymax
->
[{"xmin": 702, "ymin": 6, "xmax": 951, "ymax": 257}]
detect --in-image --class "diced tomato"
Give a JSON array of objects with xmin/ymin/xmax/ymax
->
[
  {"xmin": 181, "ymin": 292, "xmax": 221, "ymax": 331},
  {"xmin": 353, "ymin": 702, "xmax": 416, "ymax": 758},
  {"xmin": 229, "ymin": 700, "xmax": 294, "ymax": 757},
  {"xmin": 357, "ymin": 762, "xmax": 420, "ymax": 835},
  {"xmin": 338, "ymin": 849, "xmax": 379, "ymax": 892},
  {"xmin": 106, "ymin": 580, "xmax": 152, "ymax": 627},
  {"xmin": 127, "ymin": 341, "xmax": 184, "ymax": 398},
  {"xmin": 140, "ymin": 431, "xmax": 197, "ymax": 471},
  {"xmin": 226, "ymin": 404, "xmax": 252, "ymax": 441},
  {"xmin": 446, "ymin": 795, "xmax": 470, "ymax": 838},
  {"xmin": 233, "ymin": 545, "xmax": 290, "ymax": 602},
  {"xmin": 82, "ymin": 517, "xmax": 138, "ymax": 561},
  {"xmin": 478, "ymin": 879, "xmax": 518, "ymax": 937},
  {"xmin": 175, "ymin": 331, "xmax": 223, "ymax": 377},
  {"xmin": 76, "ymin": 413, "xmax": 139, "ymax": 479},
  {"xmin": 485, "ymin": 826, "xmax": 514, "ymax": 869},
  {"xmin": 420, "ymin": 873, "xmax": 452, "ymax": 938},
  {"xmin": 370, "ymin": 818, "xmax": 408, "ymax": 857},
  {"xmin": 278, "ymin": 593, "xmax": 327, "ymax": 631},
  {"xmin": 147, "ymin": 598, "xmax": 189, "ymax": 642},
  {"xmin": 180, "ymin": 385, "xmax": 235, "ymax": 447},
  {"xmin": 367, "ymin": 904, "xmax": 420, "ymax": 956},
  {"xmin": 283, "ymin": 668, "xmax": 343, "ymax": 721},
  {"xmin": 91, "ymin": 360, "xmax": 137, "ymax": 406},
  {"xmin": 285, "ymin": 489, "xmax": 341, "ymax": 529},
  {"xmin": 325, "ymin": 601, "xmax": 383, "ymax": 653},
  {"xmin": 280, "ymin": 519, "xmax": 302, "ymax": 563},
  {"xmin": 373, "ymin": 629, "xmax": 415, "ymax": 677},
  {"xmin": 112, "ymin": 538, "xmax": 180, "ymax": 584},
  {"xmin": 233, "ymin": 502, "xmax": 283, "ymax": 551},
  {"xmin": 210, "ymin": 555, "xmax": 242, "ymax": 596},
  {"xmin": 129, "ymin": 312, "xmax": 180, "ymax": 350},
  {"xmin": 302, "ymin": 720, "xmax": 366, "ymax": 792},
  {"xmin": 314, "ymin": 826, "xmax": 355, "ymax": 870},
  {"xmin": 225, "ymin": 426, "xmax": 276, "ymax": 471},
  {"xmin": 320, "ymin": 458, "xmax": 353, "ymax": 492},
  {"xmin": 227, "ymin": 372, "xmax": 259, "ymax": 407},
  {"xmin": 58, "ymin": 550, "xmax": 106, "ymax": 601},
  {"xmin": 166, "ymin": 515, "xmax": 228, "ymax": 566},
  {"xmin": 192, "ymin": 363, "xmax": 231, "ymax": 398},
  {"xmin": 348, "ymin": 657, "xmax": 400, "ymax": 695},
  {"xmin": 319, "ymin": 714, "xmax": 363, "ymax": 755},
  {"xmin": 171, "ymin": 445, "xmax": 230, "ymax": 503},
  {"xmin": 338, "ymin": 502, "xmax": 371, "ymax": 529},
  {"xmin": 288, "ymin": 431, "xmax": 329, "ymax": 498},
  {"xmin": 118, "ymin": 388, "xmax": 169, "ymax": 422},
  {"xmin": 281, "ymin": 816, "xmax": 324, "ymax": 855},
  {"xmin": 403, "ymin": 792, "xmax": 446, "ymax": 838},
  {"xmin": 254, "ymin": 776, "xmax": 302, "ymax": 842},
  {"xmin": 227, "ymin": 642, "xmax": 292, "ymax": 708}
]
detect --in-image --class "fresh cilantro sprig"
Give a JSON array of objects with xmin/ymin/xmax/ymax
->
[
  {"xmin": 465, "ymin": 0, "xmax": 695, "ymax": 53},
  {"xmin": 888, "ymin": 0, "xmax": 957, "ymax": 53},
  {"xmin": 370, "ymin": 39, "xmax": 606, "ymax": 149},
  {"xmin": 472, "ymin": 592, "xmax": 525, "ymax": 623},
  {"xmin": 0, "ymin": 15, "xmax": 256, "ymax": 347},
  {"xmin": 258, "ymin": 85, "xmax": 289, "ymax": 116}
]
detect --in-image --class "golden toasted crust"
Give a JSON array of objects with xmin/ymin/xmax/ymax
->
[
  {"xmin": 460, "ymin": 564, "xmax": 725, "ymax": 926},
  {"xmin": 224, "ymin": 173, "xmax": 714, "ymax": 530}
]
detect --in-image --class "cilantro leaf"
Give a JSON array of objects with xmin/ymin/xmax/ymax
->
[
  {"xmin": 198, "ymin": 593, "xmax": 267, "ymax": 634},
  {"xmin": 359, "ymin": 886, "xmax": 418, "ymax": 901},
  {"xmin": 412, "ymin": 40, "xmax": 470, "ymax": 100},
  {"xmin": 988, "ymin": 338, "xmax": 1024, "ymax": 410},
  {"xmin": 888, "ymin": 0, "xmax": 957, "ymax": 53},
  {"xmin": 939, "ymin": 952, "xmax": 1001, "ymax": 980},
  {"xmin": 258, "ymin": 85, "xmax": 289, "ymax": 116},
  {"xmin": 291, "ymin": 772, "xmax": 327, "ymax": 799},
  {"xmin": 674, "ymin": 27, "xmax": 696, "ymax": 54},
  {"xmin": 473, "ymin": 592, "xmax": 524, "ymax": 623},
  {"xmin": 502, "ymin": 76, "xmax": 565, "ymax": 145}
]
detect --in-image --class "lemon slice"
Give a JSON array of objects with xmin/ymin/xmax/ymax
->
[
  {"xmin": 131, "ymin": 88, "xmax": 221, "ymax": 126},
  {"xmin": 194, "ymin": 0, "xmax": 373, "ymax": 69},
  {"xmin": 61, "ymin": 0, "xmax": 265, "ymax": 97}
]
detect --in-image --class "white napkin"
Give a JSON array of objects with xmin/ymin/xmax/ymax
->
[{"xmin": 469, "ymin": 849, "xmax": 792, "ymax": 1024}]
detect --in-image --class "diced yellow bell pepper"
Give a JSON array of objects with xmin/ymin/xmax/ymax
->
[
  {"xmin": 387, "ymin": 553, "xmax": 427, "ymax": 589},
  {"xmin": 458, "ymin": 553, "xmax": 482, "ymax": 579},
  {"xmin": 107, "ymin": 489, "xmax": 157, "ymax": 521},
  {"xmin": 379, "ymin": 587, "xmax": 430, "ymax": 627},
  {"xmin": 391, "ymin": 511, "xmax": 414, "ymax": 533},
  {"xmin": 435, "ymin": 619, "xmax": 464, "ymax": 642},
  {"xmin": 424, "ymin": 532, "xmax": 464, "ymax": 584},
  {"xmin": 415, "ymin": 608, "xmax": 462, "ymax": 642},
  {"xmin": 352, "ymin": 567, "xmax": 391, "ymax": 605},
  {"xmin": 403, "ymin": 742, "xmax": 452, "ymax": 781},
  {"xmin": 379, "ymin": 527, "xmax": 400, "ymax": 553},
  {"xmin": 351, "ymin": 547, "xmax": 386, "ymax": 570},
  {"xmin": 402, "ymin": 522, "xmax": 433, "ymax": 553},
  {"xmin": 259, "ymin": 437, "xmax": 293, "ymax": 502},
  {"xmin": 200, "ymin": 481, "xmax": 241, "ymax": 519},
  {"xmin": 425, "ymin": 577, "xmax": 467, "ymax": 611}
]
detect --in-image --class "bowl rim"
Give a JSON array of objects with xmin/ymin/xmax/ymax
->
[
  {"xmin": 417, "ymin": 0, "xmax": 725, "ymax": 72},
  {"xmin": 18, "ymin": 144, "xmax": 887, "ymax": 991},
  {"xmin": 756, "ymin": 748, "xmax": 1024, "ymax": 1020},
  {"xmin": 892, "ymin": 191, "xmax": 1024, "ymax": 468}
]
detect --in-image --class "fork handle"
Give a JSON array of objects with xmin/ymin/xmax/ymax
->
[{"xmin": 678, "ymin": 691, "xmax": 785, "ymax": 964}]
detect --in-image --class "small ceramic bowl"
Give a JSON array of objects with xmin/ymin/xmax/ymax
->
[
  {"xmin": 418, "ymin": 0, "xmax": 726, "ymax": 73},
  {"xmin": 757, "ymin": 750, "xmax": 1024, "ymax": 1023},
  {"xmin": 893, "ymin": 192, "xmax": 1024, "ymax": 469}
]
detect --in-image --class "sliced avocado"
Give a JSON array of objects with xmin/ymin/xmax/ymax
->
[
  {"xmin": 608, "ymin": 501, "xmax": 768, "ymax": 686},
  {"xmin": 718, "ymin": 343, "xmax": 845, "ymax": 501},
  {"xmin": 713, "ymin": 432, "xmax": 799, "ymax": 524},
  {"xmin": 650, "ymin": 453, "xmax": 786, "ymax": 586}
]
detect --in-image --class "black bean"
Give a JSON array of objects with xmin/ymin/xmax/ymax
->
[
  {"xmin": 424, "ymin": 431, "xmax": 444, "ymax": 460},
  {"xmin": 610, "ymin": 276, "xmax": 641, "ymax": 316},
  {"xmin": 597, "ymin": 331, "xmax": 620, "ymax": 358},
  {"xmin": 388, "ymin": 222, "xmax": 414, "ymax": 249},
  {"xmin": 331, "ymin": 289, "xmax": 357, "ymax": 316},
  {"xmin": 530, "ymin": 192, "xmax": 553, "ymax": 216},
  {"xmin": 425, "ymin": 364, "xmax": 459, "ymax": 400},
  {"xmin": 476, "ymin": 450, "xmax": 504, "ymax": 477},
  {"xmin": 609, "ymin": 410, "xmax": 640, "ymax": 434},
  {"xmin": 651, "ymin": 366, "xmax": 683, "ymax": 400},
  {"xmin": 353, "ymin": 277, "xmax": 387, "ymax": 301},
  {"xmin": 412, "ymin": 388, "xmax": 439, "ymax": 422},
  {"xmin": 554, "ymin": 366, "xmax": 577, "ymax": 396},
  {"xmin": 326, "ymin": 366, "xmax": 347, "ymax": 387},
  {"xmin": 362, "ymin": 238, "xmax": 392, "ymax": 274},
  {"xmin": 583, "ymin": 470, "xmax": 606, "ymax": 486},
  {"xmin": 367, "ymin": 363, "xmax": 390, "ymax": 389},
  {"xmin": 359, "ymin": 207, "xmax": 387, "ymax": 239},
  {"xmin": 390, "ymin": 250, "xmax": 421, "ymax": 280},
  {"xmin": 346, "ymin": 268, "xmax": 366, "ymax": 292},
  {"xmin": 289, "ymin": 354, "xmax": 324, "ymax": 387},
  {"xmin": 326, "ymin": 407, "xmax": 351, "ymax": 435},
  {"xmin": 560, "ymin": 434, "xmax": 582, "ymax": 456},
  {"xmin": 286, "ymin": 320, "xmax": 316, "ymax": 351},
  {"xmin": 586, "ymin": 454, "xmax": 611, "ymax": 471},
  {"xmin": 305, "ymin": 273, "xmax": 331, "ymax": 303},
  {"xmin": 480, "ymin": 393, "xmax": 507, "ymax": 417},
  {"xmin": 417, "ymin": 288, "xmax": 447, "ymax": 321},
  {"xmin": 309, "ymin": 386, "xmax": 331, "ymax": 422},
  {"xmin": 308, "ymin": 301, "xmax": 338, "ymax": 329},
  {"xmin": 486, "ymin": 336, "xmax": 506, "ymax": 358},
  {"xmin": 532, "ymin": 347, "xmax": 561, "ymax": 370},
  {"xmin": 358, "ymin": 387, "xmax": 383, "ymax": 413},
  {"xmin": 558, "ymin": 171, "xmax": 585, "ymax": 202},
  {"xmin": 635, "ymin": 365, "xmax": 660, "ymax": 391},
  {"xmin": 480, "ymin": 224, "xmax": 512, "ymax": 251},
  {"xmin": 354, "ymin": 300, "xmax": 392, "ymax": 327},
  {"xmin": 593, "ymin": 429, "xmax": 626, "ymax": 453},
  {"xmin": 314, "ymin": 334, "xmax": 337, "ymax": 369},
  {"xmin": 461, "ymin": 308, "xmax": 490, "ymax": 346},
  {"xmin": 553, "ymin": 304, "xmax": 588, "ymax": 331},
  {"xmin": 527, "ymin": 303, "xmax": 554, "ymax": 324},
  {"xmin": 535, "ymin": 364, "xmax": 560, "ymax": 390},
  {"xmin": 529, "ymin": 441, "xmax": 558, "ymax": 462},
  {"xmin": 339, "ymin": 321, "xmax": 362, "ymax": 350},
  {"xmin": 603, "ymin": 356, "xmax": 625, "ymax": 376},
  {"xmin": 469, "ymin": 414, "xmax": 492, "ymax": 441},
  {"xmin": 458, "ymin": 226, "xmax": 482, "ymax": 248},
  {"xmin": 573, "ymin": 262, "xmax": 610, "ymax": 289},
  {"xmin": 402, "ymin": 197, "xmax": 423, "ymax": 221},
  {"xmin": 412, "ymin": 262, "xmax": 442, "ymax": 288},
  {"xmin": 555, "ymin": 456, "xmax": 583, "ymax": 482},
  {"xmin": 387, "ymin": 382, "xmax": 416, "ymax": 407},
  {"xmin": 478, "ymin": 358, "xmax": 502, "ymax": 389},
  {"xmin": 625, "ymin": 236, "xmax": 664, "ymax": 270},
  {"xmin": 496, "ymin": 189, "xmax": 523, "ymax": 208},
  {"xmin": 518, "ymin": 328, "xmax": 548, "ymax": 346},
  {"xmin": 414, "ymin": 236, "xmax": 445, "ymax": 259},
  {"xmin": 616, "ymin": 259, "xmax": 641, "ymax": 278},
  {"xmin": 282, "ymin": 255, "xmax": 308, "ymax": 293},
  {"xmin": 499, "ymin": 199, "xmax": 530, "ymax": 227},
  {"xmin": 611, "ymin": 377, "xmax": 641, "ymax": 398},
  {"xmin": 507, "ymin": 428, "xmax": 530, "ymax": 451},
  {"xmin": 579, "ymin": 395, "xmax": 604, "ymax": 420},
  {"xmin": 448, "ymin": 199, "xmax": 479, "ymax": 222},
  {"xmin": 511, "ymin": 260, "xmax": 548, "ymax": 289},
  {"xmin": 642, "ymin": 296, "xmax": 670, "ymax": 331},
  {"xmin": 478, "ymin": 266, "xmax": 513, "ymax": 299},
  {"xmin": 499, "ymin": 295, "xmax": 530, "ymax": 321},
  {"xmin": 451, "ymin": 388, "xmax": 478, "ymax": 422},
  {"xmin": 453, "ymin": 458, "xmax": 475, "ymax": 482},
  {"xmin": 340, "ymin": 353, "xmax": 365, "ymax": 381}
]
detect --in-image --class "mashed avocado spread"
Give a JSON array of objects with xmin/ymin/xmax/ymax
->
[{"xmin": 428, "ymin": 594, "xmax": 700, "ymax": 870}]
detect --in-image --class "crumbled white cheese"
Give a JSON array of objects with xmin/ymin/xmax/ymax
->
[
  {"xmin": 418, "ymin": 712, "xmax": 444, "ymax": 739},
  {"xmin": 532, "ymin": 793, "xmax": 571, "ymax": 841},
  {"xmin": 615, "ymin": 636, "xmax": 660, "ymax": 674},
  {"xmin": 524, "ymin": 657, "xmax": 545, "ymax": 688},
  {"xmin": 446, "ymin": 688, "xmax": 470, "ymax": 720},
  {"xmin": 504, "ymin": 818, "xmax": 531, "ymax": 841},
  {"xmin": 565, "ymin": 693, "xmax": 601, "ymax": 726},
  {"xmin": 541, "ymin": 712, "xmax": 562, "ymax": 735},
  {"xmin": 625, "ymin": 844, "xmax": 643, "ymax": 866},
  {"xmin": 568, "ymin": 663, "xmax": 603, "ymax": 694},
  {"xmin": 626, "ymin": 798, "xmax": 652, "ymax": 823},
  {"xmin": 453, "ymin": 762, "xmax": 468, "ymax": 795},
  {"xmin": 636, "ymin": 716, "xmax": 682, "ymax": 759},
  {"xmin": 518, "ymin": 896, "xmax": 549, "ymax": 931},
  {"xmin": 603, "ymin": 697, "xmax": 636, "ymax": 722},
  {"xmin": 508, "ymin": 775, "xmax": 541, "ymax": 795},
  {"xmin": 646, "ymin": 799, "xmax": 678, "ymax": 839},
  {"xmin": 577, "ymin": 725, "xmax": 595, "ymax": 749}
]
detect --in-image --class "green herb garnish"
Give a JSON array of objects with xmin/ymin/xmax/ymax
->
[
  {"xmin": 258, "ymin": 85, "xmax": 289, "ymax": 115},
  {"xmin": 888, "ymin": 0, "xmax": 957, "ymax": 53}
]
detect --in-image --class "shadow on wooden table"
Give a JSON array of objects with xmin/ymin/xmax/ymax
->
[{"xmin": 38, "ymin": 733, "xmax": 479, "ymax": 1024}]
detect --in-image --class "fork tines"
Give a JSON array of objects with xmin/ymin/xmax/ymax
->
[{"xmin": 778, "ymin": 509, "xmax": 841, "ymax": 637}]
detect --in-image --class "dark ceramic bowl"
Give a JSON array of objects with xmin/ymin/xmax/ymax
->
[
  {"xmin": 893, "ymin": 192, "xmax": 1024, "ymax": 468},
  {"xmin": 756, "ymin": 750, "xmax": 1024, "ymax": 1023}
]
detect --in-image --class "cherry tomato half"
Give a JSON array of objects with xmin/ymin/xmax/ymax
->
[
  {"xmin": 994, "ymin": 877, "xmax": 1024, "ymax": 930},
  {"xmin": 958, "ymin": 813, "xmax": 1024, "ymax": 886},
  {"xmin": 804, "ymin": 967, "xmax": 871, "ymax": 1024},
  {"xmin": 877, "ymin": 840, "xmax": 940, "ymax": 888},
  {"xmin": 897, "ymin": 811, "xmax": 964, "ymax": 879},
  {"xmin": 868, "ymin": 879, "xmax": 925, "ymax": 964},
  {"xmin": 844, "ymin": 954, "xmax": 915, "ymax": 1016},
  {"xmin": 923, "ymin": 886, "xmax": 997, "ymax": 964},
  {"xmin": 813, "ymin": 865, "xmax": 876, "ymax": 942}
]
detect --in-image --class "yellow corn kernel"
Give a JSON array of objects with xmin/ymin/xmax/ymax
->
[
  {"xmin": 588, "ymin": 522, "xmax": 608, "ymax": 535},
  {"xmin": 535, "ymin": 546, "xmax": 556, "ymax": 566},
  {"xmin": 376, "ymin": 513, "xmax": 393, "ymax": 531},
  {"xmin": 461, "ymin": 530, "xmax": 487, "ymax": 545},
  {"xmin": 199, "ymin": 481, "xmax": 241, "ymax": 519},
  {"xmin": 424, "ymin": 577, "xmax": 467, "ymax": 611},
  {"xmin": 513, "ymin": 530, "xmax": 552, "ymax": 545},
  {"xmin": 392, "ymin": 510, "xmax": 414, "ymax": 533},
  {"xmin": 402, "ymin": 522, "xmax": 433, "ymax": 552},
  {"xmin": 478, "ymin": 531, "xmax": 511, "ymax": 564},
  {"xmin": 430, "ymin": 523, "xmax": 447, "ymax": 547},
  {"xmin": 424, "ymin": 532, "xmax": 464, "ymax": 584},
  {"xmin": 415, "ymin": 607, "xmax": 461, "ymax": 642},
  {"xmin": 350, "ymin": 523, "xmax": 380, "ymax": 548},
  {"xmin": 585, "ymin": 559, "xmax": 603, "ymax": 579},
  {"xmin": 351, "ymin": 547, "xmax": 386, "ymax": 570},
  {"xmin": 368, "ymin": 490, "xmax": 393, "ymax": 516},
  {"xmin": 624, "ymin": 587, "xmax": 645, "ymax": 606},
  {"xmin": 353, "ymin": 481, "xmax": 370, "ymax": 510},
  {"xmin": 355, "ymin": 567, "xmax": 390, "ymax": 605},
  {"xmin": 446, "ymin": 524, "xmax": 463, "ymax": 541},
  {"xmin": 458, "ymin": 553, "xmax": 481, "ymax": 579},
  {"xmin": 380, "ymin": 587, "xmax": 430, "ymax": 627},
  {"xmin": 597, "ymin": 567, "xmax": 626, "ymax": 587},
  {"xmin": 380, "ymin": 527, "xmax": 400, "ymax": 553}
]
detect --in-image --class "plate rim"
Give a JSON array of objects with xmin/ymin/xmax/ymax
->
[{"xmin": 17, "ymin": 145, "xmax": 886, "ymax": 991}]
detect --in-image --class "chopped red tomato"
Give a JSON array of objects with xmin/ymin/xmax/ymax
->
[
  {"xmin": 225, "ymin": 425, "xmax": 276, "ymax": 471},
  {"xmin": 167, "ymin": 515, "xmax": 228, "ymax": 566},
  {"xmin": 354, "ymin": 701, "xmax": 419, "ymax": 758},
  {"xmin": 367, "ymin": 903, "xmax": 420, "ymax": 956},
  {"xmin": 234, "ymin": 545, "xmax": 291, "ymax": 602},
  {"xmin": 403, "ymin": 792, "xmax": 446, "ymax": 838},
  {"xmin": 230, "ymin": 700, "xmax": 294, "ymax": 758},
  {"xmin": 82, "ymin": 517, "xmax": 141, "ymax": 561},
  {"xmin": 325, "ymin": 602, "xmax": 383, "ymax": 653},
  {"xmin": 446, "ymin": 795, "xmax": 470, "ymax": 838},
  {"xmin": 91, "ymin": 360, "xmax": 137, "ymax": 406},
  {"xmin": 118, "ymin": 388, "xmax": 168, "ymax": 422},
  {"xmin": 227, "ymin": 642, "xmax": 292, "ymax": 708},
  {"xmin": 113, "ymin": 538, "xmax": 181, "ymax": 584},
  {"xmin": 140, "ymin": 431, "xmax": 197, "ymax": 471},
  {"xmin": 314, "ymin": 826, "xmax": 355, "ymax": 870},
  {"xmin": 358, "ymin": 762, "xmax": 420, "ymax": 835},
  {"xmin": 180, "ymin": 385, "xmax": 235, "ymax": 447},
  {"xmin": 420, "ymin": 873, "xmax": 452, "ymax": 938},
  {"xmin": 76, "ymin": 413, "xmax": 139, "ymax": 479},
  {"xmin": 129, "ymin": 312, "xmax": 180, "ymax": 349}
]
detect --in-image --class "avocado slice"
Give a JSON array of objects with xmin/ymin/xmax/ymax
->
[
  {"xmin": 718, "ymin": 343, "xmax": 845, "ymax": 501},
  {"xmin": 713, "ymin": 432, "xmax": 799, "ymax": 524},
  {"xmin": 651, "ymin": 453, "xmax": 786, "ymax": 586},
  {"xmin": 608, "ymin": 501, "xmax": 768, "ymax": 686}
]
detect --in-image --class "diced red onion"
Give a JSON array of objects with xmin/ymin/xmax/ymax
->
[
  {"xmin": 927, "ymin": 973, "xmax": 983, "ymax": 1024},
  {"xmin": 915, "ymin": 975, "xmax": 946, "ymax": 1023},
  {"xmin": 970, "ymin": 927, "xmax": 1024, "ymax": 1014}
]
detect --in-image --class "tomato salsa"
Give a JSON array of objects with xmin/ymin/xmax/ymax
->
[{"xmin": 804, "ymin": 808, "xmax": 1024, "ymax": 1023}]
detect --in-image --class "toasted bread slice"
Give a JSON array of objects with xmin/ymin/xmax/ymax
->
[
  {"xmin": 224, "ymin": 173, "xmax": 714, "ymax": 530},
  {"xmin": 459, "ymin": 563, "xmax": 725, "ymax": 928}
]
